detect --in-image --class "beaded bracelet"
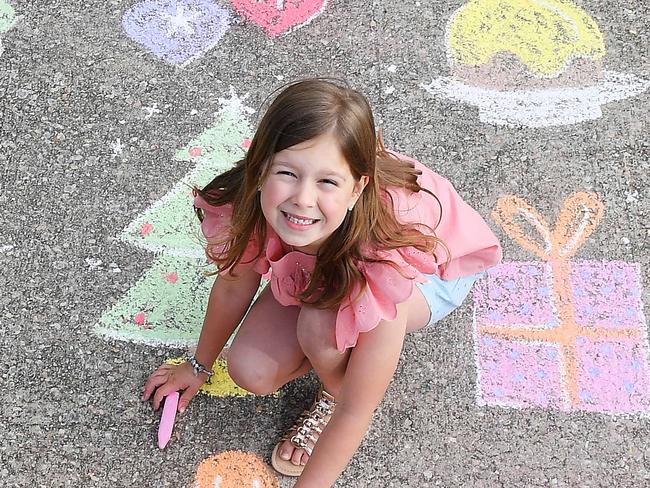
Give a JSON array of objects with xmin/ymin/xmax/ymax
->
[{"xmin": 186, "ymin": 354, "xmax": 215, "ymax": 379}]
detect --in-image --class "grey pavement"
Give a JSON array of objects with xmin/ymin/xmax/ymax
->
[{"xmin": 1, "ymin": 0, "xmax": 649, "ymax": 487}]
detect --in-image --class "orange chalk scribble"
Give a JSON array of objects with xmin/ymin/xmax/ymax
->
[{"xmin": 194, "ymin": 451, "xmax": 278, "ymax": 488}]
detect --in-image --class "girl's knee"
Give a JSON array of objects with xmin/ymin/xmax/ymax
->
[
  {"xmin": 296, "ymin": 307, "xmax": 338, "ymax": 357},
  {"xmin": 226, "ymin": 349, "xmax": 278, "ymax": 396}
]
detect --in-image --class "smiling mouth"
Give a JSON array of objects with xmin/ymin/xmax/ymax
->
[{"xmin": 282, "ymin": 211, "xmax": 320, "ymax": 225}]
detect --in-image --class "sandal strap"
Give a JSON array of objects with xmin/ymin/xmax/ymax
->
[
  {"xmin": 288, "ymin": 387, "xmax": 336, "ymax": 456},
  {"xmin": 279, "ymin": 409, "xmax": 311, "ymax": 441}
]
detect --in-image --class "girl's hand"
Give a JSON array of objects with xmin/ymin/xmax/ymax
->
[{"xmin": 141, "ymin": 361, "xmax": 207, "ymax": 413}]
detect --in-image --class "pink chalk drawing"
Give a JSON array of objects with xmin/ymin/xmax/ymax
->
[
  {"xmin": 164, "ymin": 272, "xmax": 178, "ymax": 283},
  {"xmin": 134, "ymin": 311, "xmax": 147, "ymax": 326},
  {"xmin": 230, "ymin": 0, "xmax": 329, "ymax": 37},
  {"xmin": 141, "ymin": 223, "xmax": 154, "ymax": 236},
  {"xmin": 241, "ymin": 138, "xmax": 251, "ymax": 149},
  {"xmin": 122, "ymin": 0, "xmax": 232, "ymax": 65},
  {"xmin": 189, "ymin": 146, "xmax": 203, "ymax": 157},
  {"xmin": 473, "ymin": 192, "xmax": 650, "ymax": 414}
]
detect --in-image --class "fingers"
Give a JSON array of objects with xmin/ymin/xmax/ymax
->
[
  {"xmin": 142, "ymin": 362, "xmax": 203, "ymax": 412},
  {"xmin": 149, "ymin": 366, "xmax": 173, "ymax": 379},
  {"xmin": 141, "ymin": 363, "xmax": 175, "ymax": 402},
  {"xmin": 178, "ymin": 382, "xmax": 202, "ymax": 413},
  {"xmin": 152, "ymin": 381, "xmax": 181, "ymax": 411},
  {"xmin": 142, "ymin": 372, "xmax": 168, "ymax": 402}
]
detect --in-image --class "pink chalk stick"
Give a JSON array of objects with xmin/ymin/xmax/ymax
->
[{"xmin": 158, "ymin": 391, "xmax": 179, "ymax": 449}]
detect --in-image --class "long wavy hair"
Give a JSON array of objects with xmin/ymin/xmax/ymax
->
[{"xmin": 194, "ymin": 78, "xmax": 446, "ymax": 309}]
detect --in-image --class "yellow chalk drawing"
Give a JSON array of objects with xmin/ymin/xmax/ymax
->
[
  {"xmin": 449, "ymin": 0, "xmax": 606, "ymax": 76},
  {"xmin": 166, "ymin": 356, "xmax": 251, "ymax": 397},
  {"xmin": 194, "ymin": 451, "xmax": 279, "ymax": 488},
  {"xmin": 421, "ymin": 0, "xmax": 649, "ymax": 127}
]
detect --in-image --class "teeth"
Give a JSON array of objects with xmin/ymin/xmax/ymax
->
[{"xmin": 285, "ymin": 213, "xmax": 318, "ymax": 225}]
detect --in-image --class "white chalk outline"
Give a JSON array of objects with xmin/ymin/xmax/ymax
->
[
  {"xmin": 421, "ymin": 70, "xmax": 650, "ymax": 128},
  {"xmin": 277, "ymin": 0, "xmax": 329, "ymax": 37},
  {"xmin": 0, "ymin": 4, "xmax": 19, "ymax": 58}
]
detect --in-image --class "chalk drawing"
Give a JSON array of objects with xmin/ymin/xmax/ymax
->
[
  {"xmin": 166, "ymin": 356, "xmax": 252, "ymax": 397},
  {"xmin": 217, "ymin": 86, "xmax": 256, "ymax": 116},
  {"xmin": 194, "ymin": 451, "xmax": 279, "ymax": 488},
  {"xmin": 420, "ymin": 0, "xmax": 650, "ymax": 127},
  {"xmin": 230, "ymin": 0, "xmax": 329, "ymax": 38},
  {"xmin": 0, "ymin": 0, "xmax": 16, "ymax": 56},
  {"xmin": 110, "ymin": 138, "xmax": 125, "ymax": 159},
  {"xmin": 94, "ymin": 88, "xmax": 254, "ymax": 347},
  {"xmin": 472, "ymin": 193, "xmax": 650, "ymax": 414},
  {"xmin": 85, "ymin": 257, "xmax": 104, "ymax": 270},
  {"xmin": 143, "ymin": 103, "xmax": 162, "ymax": 119},
  {"xmin": 122, "ymin": 0, "xmax": 231, "ymax": 66},
  {"xmin": 0, "ymin": 0, "xmax": 14, "ymax": 32}
]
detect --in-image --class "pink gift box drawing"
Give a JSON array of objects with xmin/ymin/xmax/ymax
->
[{"xmin": 473, "ymin": 192, "xmax": 649, "ymax": 414}]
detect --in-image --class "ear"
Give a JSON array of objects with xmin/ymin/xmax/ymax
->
[
  {"xmin": 349, "ymin": 175, "xmax": 369, "ymax": 209},
  {"xmin": 354, "ymin": 175, "xmax": 369, "ymax": 196}
]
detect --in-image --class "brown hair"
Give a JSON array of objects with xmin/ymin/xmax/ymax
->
[{"xmin": 195, "ymin": 78, "xmax": 446, "ymax": 309}]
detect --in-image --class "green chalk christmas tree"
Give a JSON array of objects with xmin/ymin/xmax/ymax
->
[
  {"xmin": 95, "ymin": 88, "xmax": 255, "ymax": 347},
  {"xmin": 0, "ymin": 1, "xmax": 16, "ymax": 56}
]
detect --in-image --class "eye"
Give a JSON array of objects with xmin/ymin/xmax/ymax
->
[
  {"xmin": 320, "ymin": 179, "xmax": 338, "ymax": 186},
  {"xmin": 277, "ymin": 170, "xmax": 296, "ymax": 178}
]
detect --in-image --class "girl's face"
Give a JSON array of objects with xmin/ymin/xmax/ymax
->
[{"xmin": 260, "ymin": 132, "xmax": 368, "ymax": 255}]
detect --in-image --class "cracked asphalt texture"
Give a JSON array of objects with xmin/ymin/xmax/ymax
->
[{"xmin": 1, "ymin": 0, "xmax": 649, "ymax": 486}]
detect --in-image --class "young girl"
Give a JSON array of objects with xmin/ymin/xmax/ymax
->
[{"xmin": 142, "ymin": 78, "xmax": 501, "ymax": 486}]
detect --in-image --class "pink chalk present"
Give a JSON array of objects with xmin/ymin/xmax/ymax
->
[{"xmin": 473, "ymin": 193, "xmax": 650, "ymax": 414}]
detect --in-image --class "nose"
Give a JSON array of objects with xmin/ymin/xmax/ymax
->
[{"xmin": 292, "ymin": 180, "xmax": 316, "ymax": 208}]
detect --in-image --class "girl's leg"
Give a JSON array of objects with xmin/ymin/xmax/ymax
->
[
  {"xmin": 227, "ymin": 285, "xmax": 311, "ymax": 396},
  {"xmin": 278, "ymin": 288, "xmax": 430, "ymax": 466},
  {"xmin": 296, "ymin": 306, "xmax": 350, "ymax": 397},
  {"xmin": 277, "ymin": 305, "xmax": 349, "ymax": 466}
]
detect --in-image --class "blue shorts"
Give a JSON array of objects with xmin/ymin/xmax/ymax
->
[{"xmin": 415, "ymin": 272, "xmax": 483, "ymax": 327}]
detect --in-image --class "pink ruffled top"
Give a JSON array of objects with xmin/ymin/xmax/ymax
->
[{"xmin": 194, "ymin": 154, "xmax": 501, "ymax": 352}]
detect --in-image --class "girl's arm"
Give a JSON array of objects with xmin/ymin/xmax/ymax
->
[
  {"xmin": 142, "ymin": 265, "xmax": 261, "ymax": 411},
  {"xmin": 295, "ymin": 303, "xmax": 409, "ymax": 488},
  {"xmin": 193, "ymin": 266, "xmax": 262, "ymax": 370}
]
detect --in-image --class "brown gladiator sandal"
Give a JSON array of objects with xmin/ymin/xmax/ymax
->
[{"xmin": 271, "ymin": 387, "xmax": 337, "ymax": 477}]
